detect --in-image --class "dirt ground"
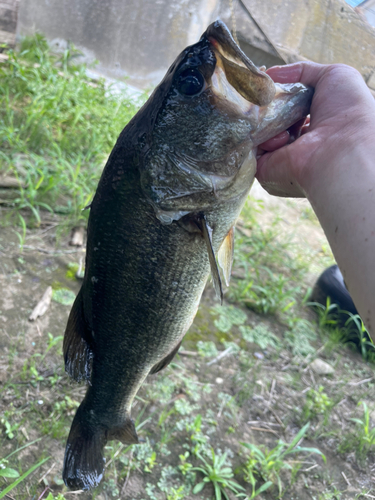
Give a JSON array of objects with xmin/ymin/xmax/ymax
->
[{"xmin": 0, "ymin": 183, "xmax": 374, "ymax": 500}]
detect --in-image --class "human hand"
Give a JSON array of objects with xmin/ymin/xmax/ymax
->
[{"xmin": 256, "ymin": 62, "xmax": 375, "ymax": 198}]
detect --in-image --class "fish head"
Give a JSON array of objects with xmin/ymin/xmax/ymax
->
[{"xmin": 139, "ymin": 20, "xmax": 313, "ymax": 224}]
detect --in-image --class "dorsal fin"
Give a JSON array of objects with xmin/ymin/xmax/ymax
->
[
  {"xmin": 200, "ymin": 215, "xmax": 223, "ymax": 304},
  {"xmin": 218, "ymin": 226, "xmax": 235, "ymax": 287}
]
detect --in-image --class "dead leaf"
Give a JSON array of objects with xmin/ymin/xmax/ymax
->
[
  {"xmin": 70, "ymin": 227, "xmax": 85, "ymax": 247},
  {"xmin": 29, "ymin": 286, "xmax": 53, "ymax": 321}
]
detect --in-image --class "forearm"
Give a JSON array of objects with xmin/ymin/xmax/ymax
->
[{"xmin": 305, "ymin": 143, "xmax": 375, "ymax": 341}]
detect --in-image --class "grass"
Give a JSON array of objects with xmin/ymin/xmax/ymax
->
[
  {"xmin": 309, "ymin": 298, "xmax": 375, "ymax": 362},
  {"xmin": 338, "ymin": 401, "xmax": 375, "ymax": 463},
  {"xmin": 0, "ymin": 456, "xmax": 50, "ymax": 499},
  {"xmin": 0, "ymin": 34, "xmax": 144, "ymax": 226}
]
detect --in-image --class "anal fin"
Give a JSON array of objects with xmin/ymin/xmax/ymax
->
[
  {"xmin": 63, "ymin": 290, "xmax": 94, "ymax": 383},
  {"xmin": 149, "ymin": 341, "xmax": 182, "ymax": 375},
  {"xmin": 218, "ymin": 226, "xmax": 235, "ymax": 287},
  {"xmin": 200, "ymin": 215, "xmax": 223, "ymax": 304}
]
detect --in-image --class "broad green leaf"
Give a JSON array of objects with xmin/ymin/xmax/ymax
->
[
  {"xmin": 254, "ymin": 481, "xmax": 273, "ymax": 495},
  {"xmin": 52, "ymin": 288, "xmax": 76, "ymax": 306},
  {"xmin": 0, "ymin": 468, "xmax": 19, "ymax": 478},
  {"xmin": 193, "ymin": 482, "xmax": 205, "ymax": 494}
]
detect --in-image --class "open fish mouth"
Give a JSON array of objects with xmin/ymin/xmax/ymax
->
[{"xmin": 206, "ymin": 20, "xmax": 276, "ymax": 107}]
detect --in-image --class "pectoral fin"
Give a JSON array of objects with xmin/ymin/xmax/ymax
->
[
  {"xmin": 149, "ymin": 341, "xmax": 182, "ymax": 374},
  {"xmin": 218, "ymin": 226, "xmax": 234, "ymax": 287},
  {"xmin": 200, "ymin": 215, "xmax": 223, "ymax": 304}
]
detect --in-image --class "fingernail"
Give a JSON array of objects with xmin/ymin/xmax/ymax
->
[{"xmin": 266, "ymin": 64, "xmax": 302, "ymax": 84}]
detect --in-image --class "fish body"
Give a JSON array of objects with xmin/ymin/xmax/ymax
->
[{"xmin": 63, "ymin": 20, "xmax": 313, "ymax": 490}]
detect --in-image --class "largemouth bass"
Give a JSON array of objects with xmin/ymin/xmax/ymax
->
[{"xmin": 62, "ymin": 20, "xmax": 313, "ymax": 490}]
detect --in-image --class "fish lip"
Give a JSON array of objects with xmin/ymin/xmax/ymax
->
[{"xmin": 203, "ymin": 20, "xmax": 276, "ymax": 106}]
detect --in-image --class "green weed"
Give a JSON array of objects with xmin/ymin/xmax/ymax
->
[
  {"xmin": 284, "ymin": 318, "xmax": 317, "ymax": 357},
  {"xmin": 179, "ymin": 452, "xmax": 194, "ymax": 477},
  {"xmin": 230, "ymin": 219, "xmax": 303, "ymax": 315},
  {"xmin": 131, "ymin": 438, "xmax": 158, "ymax": 473},
  {"xmin": 13, "ymin": 213, "xmax": 27, "ymax": 251},
  {"xmin": 308, "ymin": 298, "xmax": 339, "ymax": 330},
  {"xmin": 0, "ymin": 34, "xmax": 143, "ymax": 225},
  {"xmin": 44, "ymin": 493, "xmax": 67, "ymax": 500},
  {"xmin": 211, "ymin": 304, "xmax": 248, "ymax": 333},
  {"xmin": 241, "ymin": 423, "xmax": 325, "ymax": 498},
  {"xmin": 158, "ymin": 466, "xmax": 191, "ymax": 498},
  {"xmin": 302, "ymin": 386, "xmax": 334, "ymax": 423},
  {"xmin": 310, "ymin": 298, "xmax": 375, "ymax": 362},
  {"xmin": 0, "ymin": 454, "xmax": 50, "ymax": 499},
  {"xmin": 157, "ymin": 406, "xmax": 176, "ymax": 448},
  {"xmin": 0, "ymin": 415, "xmax": 20, "ymax": 440},
  {"xmin": 239, "ymin": 267, "xmax": 298, "ymax": 314},
  {"xmin": 166, "ymin": 486, "xmax": 187, "ymax": 500},
  {"xmin": 197, "ymin": 340, "xmax": 219, "ymax": 358},
  {"xmin": 20, "ymin": 333, "xmax": 63, "ymax": 386},
  {"xmin": 240, "ymin": 323, "xmax": 280, "ymax": 350},
  {"xmin": 191, "ymin": 448, "xmax": 245, "ymax": 500},
  {"xmin": 315, "ymin": 485, "xmax": 343, "ymax": 499},
  {"xmin": 43, "ymin": 395, "xmax": 79, "ymax": 439},
  {"xmin": 186, "ymin": 414, "xmax": 211, "ymax": 456},
  {"xmin": 344, "ymin": 314, "xmax": 375, "ymax": 362},
  {"xmin": 339, "ymin": 402, "xmax": 375, "ymax": 462}
]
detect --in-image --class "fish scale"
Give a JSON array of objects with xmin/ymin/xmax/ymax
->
[{"xmin": 62, "ymin": 20, "xmax": 313, "ymax": 491}]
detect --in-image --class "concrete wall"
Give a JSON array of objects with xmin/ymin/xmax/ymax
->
[
  {"xmin": 17, "ymin": 0, "xmax": 220, "ymax": 88},
  {"xmin": 223, "ymin": 0, "xmax": 375, "ymax": 88},
  {"xmin": 1, "ymin": 0, "xmax": 19, "ymax": 47},
  {"xmin": 358, "ymin": 0, "xmax": 375, "ymax": 27},
  {"xmin": 17, "ymin": 0, "xmax": 375, "ymax": 90}
]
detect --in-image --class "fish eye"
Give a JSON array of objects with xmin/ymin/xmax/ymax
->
[{"xmin": 176, "ymin": 68, "xmax": 205, "ymax": 96}]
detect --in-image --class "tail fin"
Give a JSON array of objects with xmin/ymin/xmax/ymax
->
[
  {"xmin": 63, "ymin": 402, "xmax": 106, "ymax": 491},
  {"xmin": 63, "ymin": 402, "xmax": 139, "ymax": 490}
]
